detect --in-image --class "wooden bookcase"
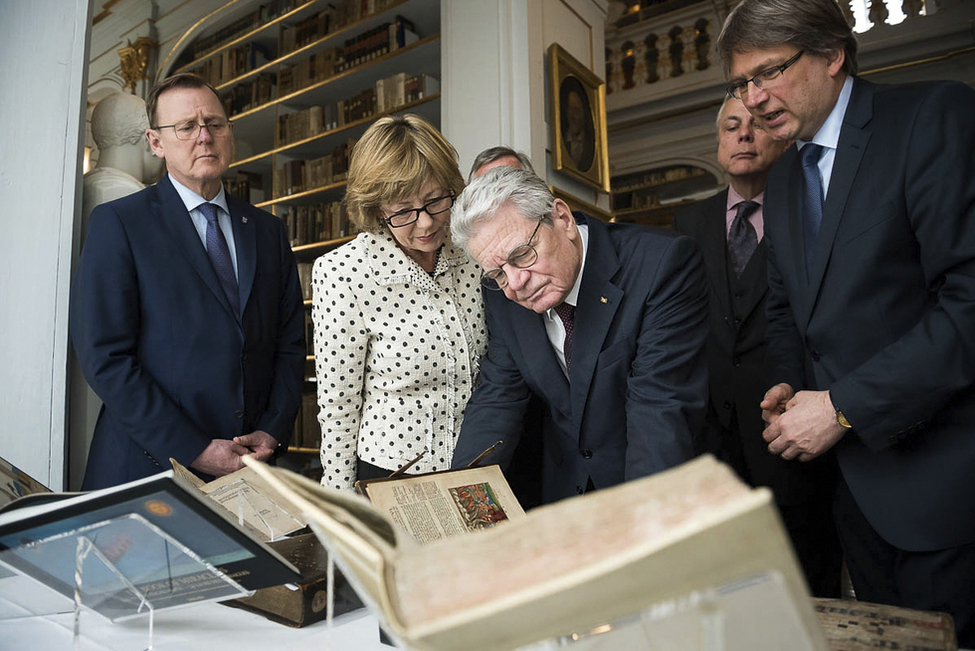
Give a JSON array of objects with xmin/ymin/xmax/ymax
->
[
  {"xmin": 172, "ymin": 0, "xmax": 442, "ymax": 468},
  {"xmin": 610, "ymin": 164, "xmax": 717, "ymax": 228}
]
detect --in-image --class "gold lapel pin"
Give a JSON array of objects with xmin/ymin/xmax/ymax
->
[{"xmin": 600, "ymin": 296, "xmax": 608, "ymax": 304}]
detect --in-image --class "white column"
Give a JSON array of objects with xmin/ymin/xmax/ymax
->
[
  {"xmin": 441, "ymin": 0, "xmax": 608, "ymax": 208},
  {"xmin": 0, "ymin": 0, "xmax": 92, "ymax": 490},
  {"xmin": 441, "ymin": 0, "xmax": 535, "ymax": 175}
]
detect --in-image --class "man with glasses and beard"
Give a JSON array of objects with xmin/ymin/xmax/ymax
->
[
  {"xmin": 719, "ymin": 0, "xmax": 975, "ymax": 641},
  {"xmin": 450, "ymin": 167, "xmax": 708, "ymax": 504},
  {"xmin": 71, "ymin": 73, "xmax": 305, "ymax": 489}
]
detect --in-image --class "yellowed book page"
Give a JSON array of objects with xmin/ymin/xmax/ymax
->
[
  {"xmin": 362, "ymin": 466, "xmax": 525, "ymax": 545},
  {"xmin": 169, "ymin": 457, "xmax": 205, "ymax": 489},
  {"xmin": 171, "ymin": 458, "xmax": 307, "ymax": 542},
  {"xmin": 392, "ymin": 456, "xmax": 826, "ymax": 651}
]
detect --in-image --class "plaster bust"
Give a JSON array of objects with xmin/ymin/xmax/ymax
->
[{"xmin": 83, "ymin": 92, "xmax": 164, "ymax": 219}]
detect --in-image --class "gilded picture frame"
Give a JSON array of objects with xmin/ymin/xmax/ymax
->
[{"xmin": 548, "ymin": 43, "xmax": 610, "ymax": 193}]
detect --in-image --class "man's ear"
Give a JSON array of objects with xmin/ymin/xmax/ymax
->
[
  {"xmin": 551, "ymin": 198, "xmax": 578, "ymax": 239},
  {"xmin": 145, "ymin": 129, "xmax": 165, "ymax": 159},
  {"xmin": 826, "ymin": 47, "xmax": 846, "ymax": 78}
]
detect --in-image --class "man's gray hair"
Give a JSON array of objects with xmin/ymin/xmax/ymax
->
[
  {"xmin": 715, "ymin": 95, "xmax": 734, "ymax": 134},
  {"xmin": 91, "ymin": 93, "xmax": 150, "ymax": 149},
  {"xmin": 717, "ymin": 0, "xmax": 858, "ymax": 77},
  {"xmin": 451, "ymin": 166, "xmax": 554, "ymax": 254},
  {"xmin": 467, "ymin": 146, "xmax": 535, "ymax": 181}
]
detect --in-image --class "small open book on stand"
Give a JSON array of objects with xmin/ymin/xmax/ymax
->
[{"xmin": 243, "ymin": 454, "xmax": 829, "ymax": 651}]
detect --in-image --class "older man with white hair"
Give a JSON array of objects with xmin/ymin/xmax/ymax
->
[{"xmin": 450, "ymin": 167, "xmax": 709, "ymax": 504}]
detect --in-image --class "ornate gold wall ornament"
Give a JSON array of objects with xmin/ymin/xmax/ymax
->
[{"xmin": 118, "ymin": 37, "xmax": 156, "ymax": 93}]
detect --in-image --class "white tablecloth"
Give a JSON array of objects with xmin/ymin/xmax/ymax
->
[{"xmin": 0, "ymin": 593, "xmax": 390, "ymax": 651}]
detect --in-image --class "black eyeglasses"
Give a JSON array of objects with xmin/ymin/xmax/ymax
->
[
  {"xmin": 151, "ymin": 120, "xmax": 233, "ymax": 140},
  {"xmin": 385, "ymin": 193, "xmax": 454, "ymax": 228},
  {"xmin": 726, "ymin": 50, "xmax": 804, "ymax": 100},
  {"xmin": 481, "ymin": 214, "xmax": 547, "ymax": 290}
]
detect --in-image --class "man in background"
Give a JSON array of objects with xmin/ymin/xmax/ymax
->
[
  {"xmin": 719, "ymin": 0, "xmax": 975, "ymax": 640},
  {"xmin": 450, "ymin": 167, "xmax": 708, "ymax": 503},
  {"xmin": 673, "ymin": 96, "xmax": 841, "ymax": 597},
  {"xmin": 468, "ymin": 146, "xmax": 535, "ymax": 180},
  {"xmin": 71, "ymin": 73, "xmax": 305, "ymax": 489}
]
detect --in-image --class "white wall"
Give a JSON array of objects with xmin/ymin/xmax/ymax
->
[
  {"xmin": 442, "ymin": 0, "xmax": 608, "ymax": 211},
  {"xmin": 441, "ymin": 0, "xmax": 535, "ymax": 174},
  {"xmin": 0, "ymin": 0, "xmax": 92, "ymax": 490}
]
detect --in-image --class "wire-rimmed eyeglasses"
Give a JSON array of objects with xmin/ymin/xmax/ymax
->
[
  {"xmin": 726, "ymin": 50, "xmax": 804, "ymax": 100},
  {"xmin": 151, "ymin": 120, "xmax": 234, "ymax": 140},
  {"xmin": 481, "ymin": 214, "xmax": 547, "ymax": 290}
]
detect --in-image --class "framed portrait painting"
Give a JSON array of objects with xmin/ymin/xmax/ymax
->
[{"xmin": 548, "ymin": 43, "xmax": 610, "ymax": 193}]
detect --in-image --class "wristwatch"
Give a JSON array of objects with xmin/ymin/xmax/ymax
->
[
  {"xmin": 830, "ymin": 394, "xmax": 852, "ymax": 429},
  {"xmin": 835, "ymin": 409, "xmax": 852, "ymax": 429}
]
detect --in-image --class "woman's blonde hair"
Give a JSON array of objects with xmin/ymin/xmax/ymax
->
[{"xmin": 345, "ymin": 114, "xmax": 465, "ymax": 233}]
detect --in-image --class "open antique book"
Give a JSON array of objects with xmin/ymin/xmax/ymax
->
[
  {"xmin": 244, "ymin": 455, "xmax": 829, "ymax": 651},
  {"xmin": 356, "ymin": 464, "xmax": 526, "ymax": 544}
]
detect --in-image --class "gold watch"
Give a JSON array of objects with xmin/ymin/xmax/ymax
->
[
  {"xmin": 836, "ymin": 409, "xmax": 852, "ymax": 429},
  {"xmin": 830, "ymin": 393, "xmax": 852, "ymax": 429}
]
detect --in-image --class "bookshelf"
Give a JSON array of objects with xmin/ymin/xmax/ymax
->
[
  {"xmin": 610, "ymin": 164, "xmax": 717, "ymax": 228},
  {"xmin": 172, "ymin": 0, "xmax": 443, "ymax": 459}
]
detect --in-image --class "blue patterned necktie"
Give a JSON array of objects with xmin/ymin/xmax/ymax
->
[
  {"xmin": 198, "ymin": 202, "xmax": 240, "ymax": 315},
  {"xmin": 801, "ymin": 144, "xmax": 825, "ymax": 276},
  {"xmin": 728, "ymin": 199, "xmax": 759, "ymax": 276}
]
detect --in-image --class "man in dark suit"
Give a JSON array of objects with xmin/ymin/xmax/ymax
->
[
  {"xmin": 71, "ymin": 73, "xmax": 305, "ymax": 490},
  {"xmin": 449, "ymin": 167, "xmax": 708, "ymax": 503},
  {"xmin": 673, "ymin": 97, "xmax": 841, "ymax": 597},
  {"xmin": 719, "ymin": 0, "xmax": 975, "ymax": 642}
]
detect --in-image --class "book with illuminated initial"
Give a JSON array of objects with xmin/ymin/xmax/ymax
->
[
  {"xmin": 355, "ymin": 463, "xmax": 526, "ymax": 545},
  {"xmin": 243, "ymin": 455, "xmax": 829, "ymax": 651}
]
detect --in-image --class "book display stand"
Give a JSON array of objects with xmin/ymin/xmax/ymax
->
[
  {"xmin": 212, "ymin": 475, "xmax": 306, "ymax": 541},
  {"xmin": 518, "ymin": 571, "xmax": 819, "ymax": 651},
  {"xmin": 0, "ymin": 514, "xmax": 251, "ymax": 649}
]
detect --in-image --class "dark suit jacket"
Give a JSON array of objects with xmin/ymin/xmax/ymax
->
[
  {"xmin": 763, "ymin": 78, "xmax": 975, "ymax": 551},
  {"xmin": 673, "ymin": 190, "xmax": 834, "ymax": 506},
  {"xmin": 71, "ymin": 175, "xmax": 305, "ymax": 490},
  {"xmin": 452, "ymin": 213, "xmax": 708, "ymax": 503}
]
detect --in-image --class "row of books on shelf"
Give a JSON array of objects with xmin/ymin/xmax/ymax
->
[
  {"xmin": 198, "ymin": 42, "xmax": 272, "ymax": 87},
  {"xmin": 281, "ymin": 199, "xmax": 357, "ymax": 247},
  {"xmin": 272, "ymin": 139, "xmax": 355, "ymax": 198},
  {"xmin": 275, "ymin": 72, "xmax": 439, "ymax": 146},
  {"xmin": 297, "ymin": 261, "xmax": 313, "ymax": 298},
  {"xmin": 338, "ymin": 15, "xmax": 418, "ymax": 72},
  {"xmin": 225, "ymin": 170, "xmax": 267, "ymax": 206},
  {"xmin": 276, "ymin": 16, "xmax": 418, "ymax": 97},
  {"xmin": 190, "ymin": 0, "xmax": 298, "ymax": 61},
  {"xmin": 293, "ymin": 393, "xmax": 323, "ymax": 450},
  {"xmin": 280, "ymin": 0, "xmax": 402, "ymax": 55},
  {"xmin": 224, "ymin": 73, "xmax": 276, "ymax": 116}
]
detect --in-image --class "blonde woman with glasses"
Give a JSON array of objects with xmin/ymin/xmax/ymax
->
[{"xmin": 312, "ymin": 114, "xmax": 487, "ymax": 490}]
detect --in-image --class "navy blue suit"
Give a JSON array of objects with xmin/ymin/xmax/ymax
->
[
  {"xmin": 764, "ymin": 78, "xmax": 975, "ymax": 639},
  {"xmin": 452, "ymin": 213, "xmax": 708, "ymax": 503},
  {"xmin": 71, "ymin": 175, "xmax": 305, "ymax": 490}
]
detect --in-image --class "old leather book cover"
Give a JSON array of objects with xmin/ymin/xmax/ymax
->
[{"xmin": 225, "ymin": 531, "xmax": 363, "ymax": 627}]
